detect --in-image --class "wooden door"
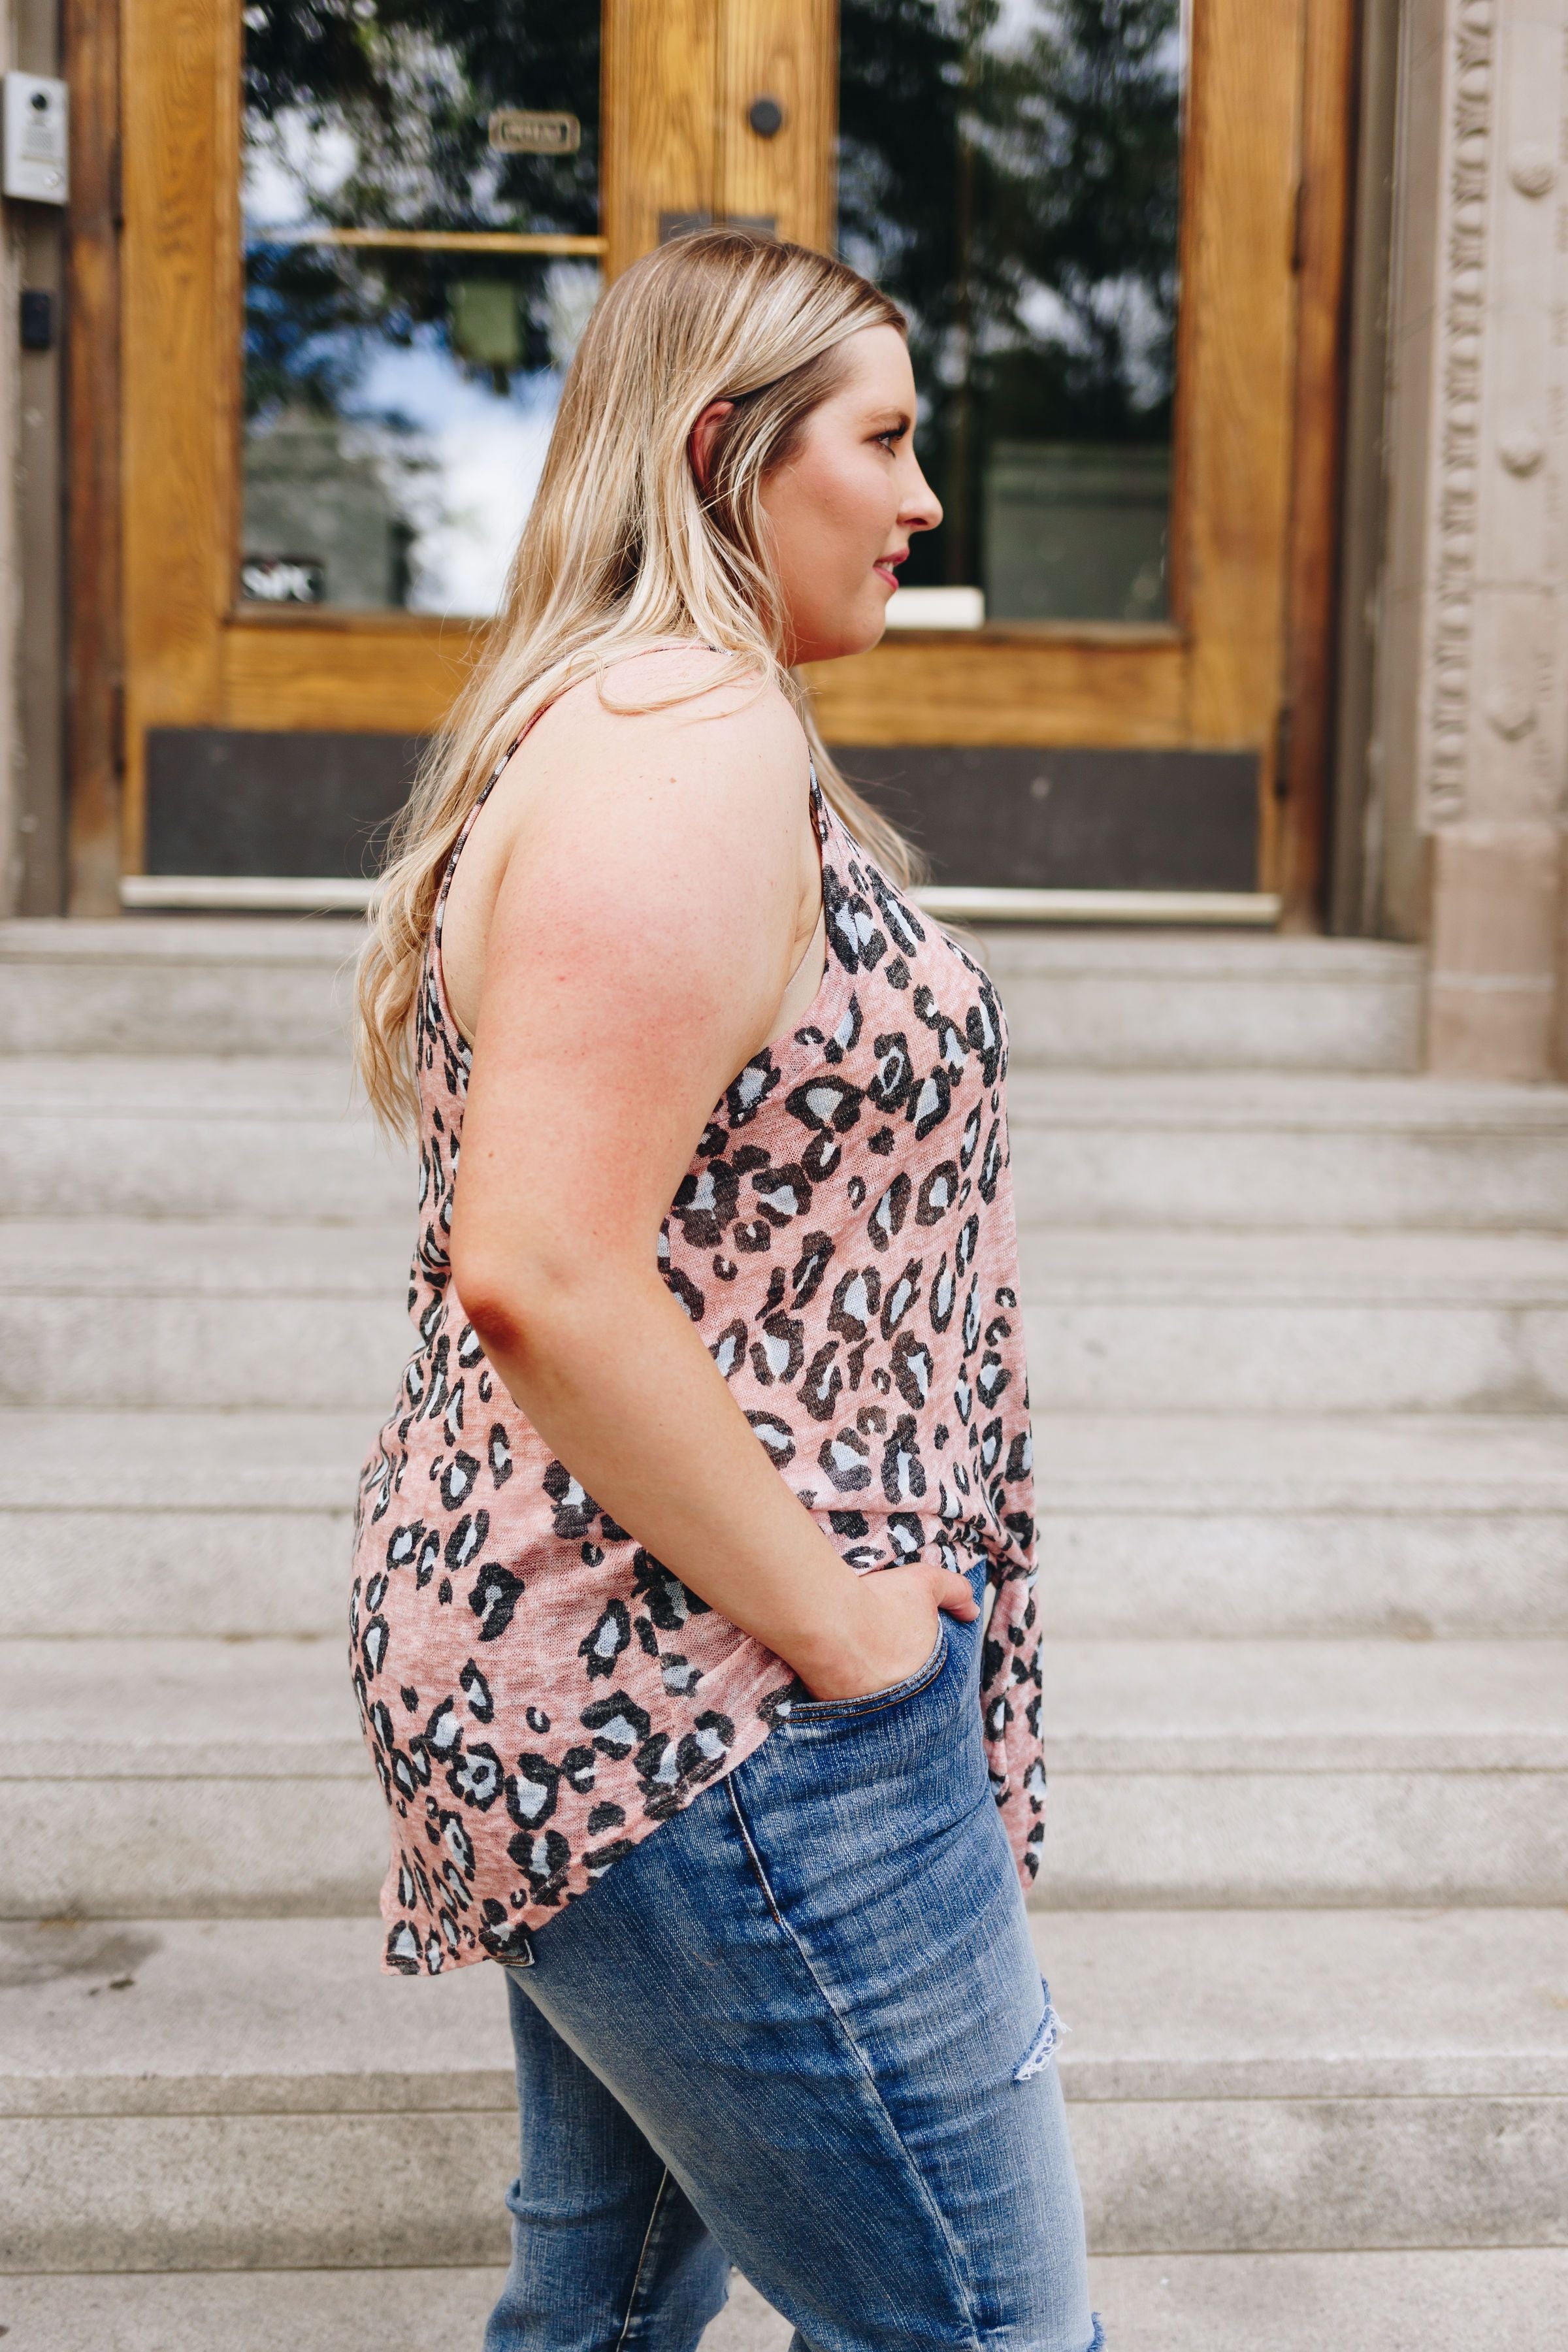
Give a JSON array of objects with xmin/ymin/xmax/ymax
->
[
  {"xmin": 788, "ymin": 0, "xmax": 1354, "ymax": 922},
  {"xmin": 101, "ymin": 0, "xmax": 1352, "ymax": 918}
]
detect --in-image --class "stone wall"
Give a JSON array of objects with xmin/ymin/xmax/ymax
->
[
  {"xmin": 0, "ymin": 3, "xmax": 23, "ymax": 919},
  {"xmin": 1377, "ymin": 0, "xmax": 1568, "ymax": 1077}
]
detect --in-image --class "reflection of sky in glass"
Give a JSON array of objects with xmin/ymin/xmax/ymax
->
[
  {"xmin": 243, "ymin": 101, "xmax": 596, "ymax": 616},
  {"xmin": 990, "ymin": 0, "xmax": 1184, "ymax": 80},
  {"xmin": 241, "ymin": 45, "xmax": 599, "ymax": 616},
  {"xmin": 1015, "ymin": 277, "xmax": 1171, "ymax": 414},
  {"xmin": 354, "ymin": 340, "xmax": 561, "ymax": 613},
  {"xmin": 243, "ymin": 110, "xmax": 357, "ymax": 228},
  {"xmin": 990, "ymin": 0, "xmax": 1042, "ymax": 44}
]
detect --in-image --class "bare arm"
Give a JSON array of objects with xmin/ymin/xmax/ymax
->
[{"xmin": 447, "ymin": 668, "xmax": 975, "ymax": 1697}]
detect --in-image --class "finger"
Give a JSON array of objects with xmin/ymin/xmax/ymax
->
[{"xmin": 932, "ymin": 1569, "xmax": 981, "ymax": 1621}]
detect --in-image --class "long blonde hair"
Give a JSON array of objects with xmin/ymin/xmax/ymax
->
[{"xmin": 355, "ymin": 229, "xmax": 922, "ymax": 1133}]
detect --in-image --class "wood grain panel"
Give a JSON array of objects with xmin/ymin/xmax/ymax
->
[
  {"xmin": 64, "ymin": 0, "xmax": 122, "ymax": 911},
  {"xmin": 120, "ymin": 0, "xmax": 231, "ymax": 864},
  {"xmin": 602, "ymin": 0, "xmax": 719, "ymax": 275},
  {"xmin": 1179, "ymin": 0, "xmax": 1305, "ymax": 749},
  {"xmin": 221, "ymin": 616, "xmax": 1184, "ymax": 747},
  {"xmin": 802, "ymin": 637, "xmax": 1187, "ymax": 749},
  {"xmin": 1277, "ymin": 0, "xmax": 1359, "ymax": 924},
  {"xmin": 220, "ymin": 615, "xmax": 483, "ymax": 733},
  {"xmin": 717, "ymin": 0, "xmax": 836, "ymax": 248}
]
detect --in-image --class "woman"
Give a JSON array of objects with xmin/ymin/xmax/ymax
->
[{"xmin": 353, "ymin": 229, "xmax": 1100, "ymax": 2352}]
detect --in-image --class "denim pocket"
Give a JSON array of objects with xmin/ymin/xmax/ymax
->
[{"xmin": 785, "ymin": 1624, "xmax": 949, "ymax": 1724}]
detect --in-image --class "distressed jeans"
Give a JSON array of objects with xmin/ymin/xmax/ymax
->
[{"xmin": 485, "ymin": 1560, "xmax": 1102, "ymax": 2352}]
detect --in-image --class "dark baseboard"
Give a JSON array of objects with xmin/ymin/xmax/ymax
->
[
  {"xmin": 143, "ymin": 728, "xmax": 1260, "ymax": 895},
  {"xmin": 838, "ymin": 745, "xmax": 1259, "ymax": 893},
  {"xmin": 145, "ymin": 728, "xmax": 421, "ymax": 880}
]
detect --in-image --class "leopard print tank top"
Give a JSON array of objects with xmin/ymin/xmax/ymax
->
[{"xmin": 351, "ymin": 743, "xmax": 1042, "ymax": 1975}]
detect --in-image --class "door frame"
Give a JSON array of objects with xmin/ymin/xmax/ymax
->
[
  {"xmin": 63, "ymin": 0, "xmax": 123, "ymax": 914},
  {"xmin": 71, "ymin": 0, "xmax": 1358, "ymax": 923}
]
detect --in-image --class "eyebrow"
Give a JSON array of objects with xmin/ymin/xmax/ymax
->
[{"xmin": 868, "ymin": 410, "xmax": 913, "ymax": 434}]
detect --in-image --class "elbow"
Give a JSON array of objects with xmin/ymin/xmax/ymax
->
[
  {"xmin": 449, "ymin": 1241, "xmax": 621, "ymax": 1371},
  {"xmin": 452, "ymin": 1269, "xmax": 529, "ymax": 1366},
  {"xmin": 450, "ymin": 1183, "xmax": 668, "ymax": 1371},
  {"xmin": 449, "ymin": 1245, "xmax": 547, "ymax": 1366}
]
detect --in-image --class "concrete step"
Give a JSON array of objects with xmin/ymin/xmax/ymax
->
[
  {"xmin": 1088, "ymin": 2254, "xmax": 1568, "ymax": 2352},
  {"xmin": 0, "ymin": 919, "xmax": 361, "ymax": 1056},
  {"xmin": 0, "ymin": 1409, "xmax": 365, "ymax": 1640},
  {"xmin": 1007, "ymin": 1068, "xmax": 1568, "ymax": 1229},
  {"xmin": 0, "ymin": 1636, "xmax": 382, "ymax": 1918},
  {"xmin": 1040, "ymin": 1636, "xmax": 1567, "ymax": 1906},
  {"xmin": 974, "ymin": 928, "xmax": 1424, "ymax": 1072},
  {"xmin": 9, "ymin": 1220, "xmax": 1568, "ymax": 1413},
  {"xmin": 12, "ymin": 1059, "xmax": 1563, "ymax": 1232},
  {"xmin": 1, "ymin": 919, "xmax": 1425, "ymax": 1072},
  {"xmin": 0, "ymin": 1219, "xmax": 414, "ymax": 1411},
  {"xmin": 1037, "ymin": 1411, "xmax": 1568, "ymax": 1638},
  {"xmin": 7, "ymin": 2254, "xmax": 1567, "ymax": 2352},
  {"xmin": 3, "ymin": 1635, "xmax": 1561, "ymax": 1916},
  {"xmin": 0, "ymin": 1058, "xmax": 407, "ymax": 1222},
  {"xmin": 1, "ymin": 1908, "xmax": 1561, "ymax": 2270},
  {"xmin": 8, "ymin": 1408, "xmax": 1564, "ymax": 1642},
  {"xmin": 1019, "ymin": 1228, "xmax": 1568, "ymax": 1414}
]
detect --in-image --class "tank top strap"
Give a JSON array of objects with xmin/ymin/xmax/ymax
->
[
  {"xmin": 806, "ymin": 756, "xmax": 838, "ymax": 867},
  {"xmin": 434, "ymin": 727, "xmax": 529, "ymax": 923}
]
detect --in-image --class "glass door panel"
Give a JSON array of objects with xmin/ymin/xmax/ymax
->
[
  {"xmin": 240, "ymin": 0, "xmax": 602, "ymax": 614},
  {"xmin": 838, "ymin": 0, "xmax": 1183, "ymax": 626}
]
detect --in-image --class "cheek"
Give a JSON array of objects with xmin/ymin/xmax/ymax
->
[
  {"xmin": 841, "ymin": 454, "xmax": 896, "ymax": 540},
  {"xmin": 815, "ymin": 479, "xmax": 893, "ymax": 600},
  {"xmin": 764, "ymin": 449, "xmax": 896, "ymax": 647},
  {"xmin": 785, "ymin": 449, "xmax": 891, "ymax": 563}
]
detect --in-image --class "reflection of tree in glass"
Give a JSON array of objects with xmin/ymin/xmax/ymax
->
[
  {"xmin": 245, "ymin": 242, "xmax": 382, "ymax": 423},
  {"xmin": 839, "ymin": 0, "xmax": 1180, "ymax": 591},
  {"xmin": 243, "ymin": 0, "xmax": 598, "ymax": 236},
  {"xmin": 242, "ymin": 0, "xmax": 599, "ymax": 422},
  {"xmin": 240, "ymin": 0, "xmax": 600, "ymax": 608}
]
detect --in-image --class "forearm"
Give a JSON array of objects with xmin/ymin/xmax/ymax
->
[{"xmin": 469, "ymin": 1264, "xmax": 866, "ymax": 1686}]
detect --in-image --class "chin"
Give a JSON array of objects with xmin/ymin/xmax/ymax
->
[
  {"xmin": 792, "ymin": 610, "xmax": 889, "ymax": 664},
  {"xmin": 839, "ymin": 598, "xmax": 893, "ymax": 658},
  {"xmin": 799, "ymin": 593, "xmax": 893, "ymax": 668}
]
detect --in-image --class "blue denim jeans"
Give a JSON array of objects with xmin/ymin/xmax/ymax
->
[{"xmin": 485, "ymin": 1561, "xmax": 1101, "ymax": 2352}]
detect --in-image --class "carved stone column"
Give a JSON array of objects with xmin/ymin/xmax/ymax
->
[{"xmin": 1392, "ymin": 0, "xmax": 1568, "ymax": 1077}]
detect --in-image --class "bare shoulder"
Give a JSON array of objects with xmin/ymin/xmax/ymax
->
[
  {"xmin": 524, "ymin": 644, "xmax": 807, "ymax": 794},
  {"xmin": 444, "ymin": 645, "xmax": 815, "ymax": 1037}
]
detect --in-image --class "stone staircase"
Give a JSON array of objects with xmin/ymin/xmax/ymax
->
[{"xmin": 1, "ymin": 916, "xmax": 1565, "ymax": 2350}]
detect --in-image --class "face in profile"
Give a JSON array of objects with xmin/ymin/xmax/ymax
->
[{"xmin": 757, "ymin": 324, "xmax": 942, "ymax": 666}]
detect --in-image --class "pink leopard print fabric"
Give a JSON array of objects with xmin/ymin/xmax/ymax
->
[{"xmin": 351, "ymin": 760, "xmax": 1043, "ymax": 1976}]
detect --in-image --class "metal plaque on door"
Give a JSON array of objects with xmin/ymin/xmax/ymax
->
[{"xmin": 487, "ymin": 109, "xmax": 580, "ymax": 155}]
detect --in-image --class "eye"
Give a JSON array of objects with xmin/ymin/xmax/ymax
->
[{"xmin": 874, "ymin": 428, "xmax": 902, "ymax": 452}]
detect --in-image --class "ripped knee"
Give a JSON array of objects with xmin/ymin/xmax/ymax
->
[{"xmin": 1012, "ymin": 1976, "xmax": 1067, "ymax": 2082}]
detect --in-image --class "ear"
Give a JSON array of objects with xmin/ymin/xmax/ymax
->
[{"xmin": 689, "ymin": 400, "xmax": 735, "ymax": 493}]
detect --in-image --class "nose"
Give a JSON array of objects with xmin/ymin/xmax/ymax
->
[{"xmin": 901, "ymin": 451, "xmax": 942, "ymax": 536}]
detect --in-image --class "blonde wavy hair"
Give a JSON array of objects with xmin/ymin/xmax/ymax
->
[{"xmin": 355, "ymin": 228, "xmax": 923, "ymax": 1133}]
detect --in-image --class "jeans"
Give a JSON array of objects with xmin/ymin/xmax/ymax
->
[{"xmin": 485, "ymin": 1560, "xmax": 1101, "ymax": 2352}]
